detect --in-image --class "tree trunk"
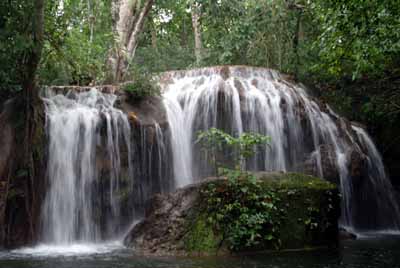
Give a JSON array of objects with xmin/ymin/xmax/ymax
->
[
  {"xmin": 293, "ymin": 11, "xmax": 302, "ymax": 80},
  {"xmin": 88, "ymin": 0, "xmax": 95, "ymax": 44},
  {"xmin": 191, "ymin": 2, "xmax": 203, "ymax": 65},
  {"xmin": 150, "ymin": 17, "xmax": 157, "ymax": 49},
  {"xmin": 21, "ymin": 0, "xmax": 45, "ymax": 242},
  {"xmin": 110, "ymin": 0, "xmax": 153, "ymax": 83},
  {"xmin": 287, "ymin": 2, "xmax": 304, "ymax": 80}
]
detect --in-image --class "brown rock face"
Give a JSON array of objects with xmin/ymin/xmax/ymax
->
[
  {"xmin": 348, "ymin": 148, "xmax": 368, "ymax": 188},
  {"xmin": 0, "ymin": 101, "xmax": 15, "ymax": 246},
  {"xmin": 304, "ymin": 144, "xmax": 340, "ymax": 184},
  {"xmin": 119, "ymin": 94, "xmax": 168, "ymax": 129},
  {"xmin": 124, "ymin": 183, "xmax": 200, "ymax": 255},
  {"xmin": 0, "ymin": 98, "xmax": 47, "ymax": 248}
]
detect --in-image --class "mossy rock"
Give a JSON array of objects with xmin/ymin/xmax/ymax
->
[
  {"xmin": 183, "ymin": 214, "xmax": 222, "ymax": 254},
  {"xmin": 259, "ymin": 172, "xmax": 340, "ymax": 249},
  {"xmin": 124, "ymin": 172, "xmax": 340, "ymax": 256}
]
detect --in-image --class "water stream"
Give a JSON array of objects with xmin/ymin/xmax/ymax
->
[{"xmin": 41, "ymin": 88, "xmax": 133, "ymax": 245}]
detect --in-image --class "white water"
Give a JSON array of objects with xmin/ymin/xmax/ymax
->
[
  {"xmin": 163, "ymin": 96, "xmax": 193, "ymax": 187},
  {"xmin": 11, "ymin": 241, "xmax": 124, "ymax": 257},
  {"xmin": 161, "ymin": 66, "xmax": 400, "ymax": 231},
  {"xmin": 41, "ymin": 88, "xmax": 133, "ymax": 246}
]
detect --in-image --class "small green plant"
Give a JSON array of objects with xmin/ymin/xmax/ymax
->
[
  {"xmin": 196, "ymin": 128, "xmax": 279, "ymax": 251},
  {"xmin": 196, "ymin": 128, "xmax": 270, "ymax": 175},
  {"xmin": 121, "ymin": 70, "xmax": 160, "ymax": 101}
]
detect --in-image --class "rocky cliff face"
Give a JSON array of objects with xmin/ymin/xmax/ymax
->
[{"xmin": 0, "ymin": 97, "xmax": 47, "ymax": 248}]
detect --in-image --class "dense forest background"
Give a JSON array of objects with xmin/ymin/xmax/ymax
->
[{"xmin": 1, "ymin": 0, "xmax": 399, "ymax": 186}]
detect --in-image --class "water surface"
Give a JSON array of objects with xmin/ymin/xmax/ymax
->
[{"xmin": 0, "ymin": 235, "xmax": 398, "ymax": 268}]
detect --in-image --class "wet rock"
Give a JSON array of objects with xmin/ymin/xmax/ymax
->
[
  {"xmin": 234, "ymin": 78, "xmax": 246, "ymax": 101},
  {"xmin": 0, "ymin": 101, "xmax": 15, "ymax": 181},
  {"xmin": 48, "ymin": 85, "xmax": 117, "ymax": 95},
  {"xmin": 124, "ymin": 183, "xmax": 200, "ymax": 256},
  {"xmin": 339, "ymin": 228, "xmax": 357, "ymax": 240},
  {"xmin": 0, "ymin": 101, "xmax": 14, "ymax": 246},
  {"xmin": 0, "ymin": 98, "xmax": 47, "ymax": 248},
  {"xmin": 124, "ymin": 173, "xmax": 340, "ymax": 256},
  {"xmin": 304, "ymin": 145, "xmax": 340, "ymax": 184},
  {"xmin": 119, "ymin": 94, "xmax": 168, "ymax": 129},
  {"xmin": 348, "ymin": 148, "xmax": 368, "ymax": 188},
  {"xmin": 220, "ymin": 66, "xmax": 231, "ymax": 80}
]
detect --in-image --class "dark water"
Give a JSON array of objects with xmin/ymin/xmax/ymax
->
[{"xmin": 0, "ymin": 235, "xmax": 399, "ymax": 268}]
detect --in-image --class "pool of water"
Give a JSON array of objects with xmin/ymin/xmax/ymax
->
[{"xmin": 0, "ymin": 235, "xmax": 399, "ymax": 268}]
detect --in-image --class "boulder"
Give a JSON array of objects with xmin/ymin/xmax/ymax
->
[{"xmin": 124, "ymin": 172, "xmax": 340, "ymax": 256}]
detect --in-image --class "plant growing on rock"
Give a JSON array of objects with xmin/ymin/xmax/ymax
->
[
  {"xmin": 196, "ymin": 128, "xmax": 281, "ymax": 251},
  {"xmin": 196, "ymin": 128, "xmax": 270, "ymax": 175},
  {"xmin": 121, "ymin": 69, "xmax": 160, "ymax": 101},
  {"xmin": 201, "ymin": 171, "xmax": 282, "ymax": 251}
]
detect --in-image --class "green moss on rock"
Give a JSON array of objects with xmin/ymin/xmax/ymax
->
[
  {"xmin": 193, "ymin": 172, "xmax": 339, "ymax": 252},
  {"xmin": 124, "ymin": 172, "xmax": 340, "ymax": 256},
  {"xmin": 261, "ymin": 173, "xmax": 339, "ymax": 249},
  {"xmin": 183, "ymin": 213, "xmax": 221, "ymax": 254}
]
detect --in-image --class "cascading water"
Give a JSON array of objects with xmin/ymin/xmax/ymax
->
[
  {"xmin": 41, "ymin": 88, "xmax": 133, "ymax": 245},
  {"xmin": 161, "ymin": 66, "xmax": 400, "ymax": 232}
]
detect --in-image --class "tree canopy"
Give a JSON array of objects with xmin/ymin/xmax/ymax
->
[{"xmin": 1, "ymin": 0, "xmax": 400, "ymax": 124}]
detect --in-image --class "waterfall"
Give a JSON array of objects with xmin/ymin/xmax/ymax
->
[
  {"xmin": 161, "ymin": 66, "xmax": 400, "ymax": 231},
  {"xmin": 37, "ymin": 66, "xmax": 400, "ymax": 246},
  {"xmin": 41, "ymin": 88, "xmax": 133, "ymax": 244}
]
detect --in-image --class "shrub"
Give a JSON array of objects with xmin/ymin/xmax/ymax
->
[
  {"xmin": 196, "ymin": 128, "xmax": 277, "ymax": 251},
  {"xmin": 121, "ymin": 70, "xmax": 160, "ymax": 101},
  {"xmin": 201, "ymin": 170, "xmax": 281, "ymax": 251},
  {"xmin": 196, "ymin": 128, "xmax": 270, "ymax": 174}
]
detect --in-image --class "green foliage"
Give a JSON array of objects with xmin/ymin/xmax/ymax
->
[
  {"xmin": 134, "ymin": 0, "xmax": 307, "ymax": 74},
  {"xmin": 201, "ymin": 172, "xmax": 281, "ymax": 251},
  {"xmin": 309, "ymin": 0, "xmax": 400, "ymax": 80},
  {"xmin": 39, "ymin": 0, "xmax": 113, "ymax": 85},
  {"xmin": 195, "ymin": 128, "xmax": 338, "ymax": 252},
  {"xmin": 196, "ymin": 128, "xmax": 275, "ymax": 251},
  {"xmin": 199, "ymin": 172, "xmax": 339, "ymax": 252},
  {"xmin": 121, "ymin": 69, "xmax": 161, "ymax": 101},
  {"xmin": 200, "ymin": 0, "xmax": 301, "ymax": 71},
  {"xmin": 196, "ymin": 128, "xmax": 270, "ymax": 173},
  {"xmin": 0, "ymin": 0, "xmax": 35, "ymax": 86},
  {"xmin": 0, "ymin": 0, "xmax": 114, "ymax": 88},
  {"xmin": 184, "ymin": 214, "xmax": 221, "ymax": 253}
]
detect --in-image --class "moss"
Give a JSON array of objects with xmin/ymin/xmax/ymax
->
[
  {"xmin": 261, "ymin": 173, "xmax": 339, "ymax": 249},
  {"xmin": 193, "ymin": 172, "xmax": 339, "ymax": 253},
  {"xmin": 258, "ymin": 172, "xmax": 336, "ymax": 190},
  {"xmin": 183, "ymin": 213, "xmax": 222, "ymax": 253},
  {"xmin": 258, "ymin": 174, "xmax": 338, "ymax": 242}
]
